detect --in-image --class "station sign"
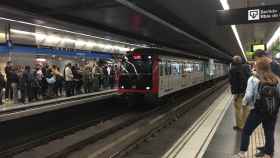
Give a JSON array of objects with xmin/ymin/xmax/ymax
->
[
  {"xmin": 217, "ymin": 5, "xmax": 280, "ymax": 25},
  {"xmin": 251, "ymin": 44, "xmax": 266, "ymax": 52}
]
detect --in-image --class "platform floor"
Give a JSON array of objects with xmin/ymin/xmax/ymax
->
[
  {"xmin": 202, "ymin": 101, "xmax": 280, "ymax": 158},
  {"xmin": 163, "ymin": 90, "xmax": 280, "ymax": 158},
  {"xmin": 0, "ymin": 89, "xmax": 117, "ymax": 122}
]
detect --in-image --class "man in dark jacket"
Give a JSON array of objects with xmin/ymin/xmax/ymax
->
[
  {"xmin": 20, "ymin": 66, "xmax": 33, "ymax": 103},
  {"xmin": 229, "ymin": 56, "xmax": 252, "ymax": 131},
  {"xmin": 5, "ymin": 61, "xmax": 13, "ymax": 101},
  {"xmin": 0, "ymin": 72, "xmax": 5, "ymax": 105}
]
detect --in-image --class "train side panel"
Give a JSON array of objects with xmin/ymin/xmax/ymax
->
[{"xmin": 158, "ymin": 56, "xmax": 228, "ymax": 98}]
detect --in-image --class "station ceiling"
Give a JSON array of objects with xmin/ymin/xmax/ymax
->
[{"xmin": 0, "ymin": 0, "xmax": 279, "ymax": 60}]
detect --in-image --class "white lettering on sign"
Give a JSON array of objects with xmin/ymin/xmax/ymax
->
[{"xmin": 248, "ymin": 9, "xmax": 260, "ymax": 21}]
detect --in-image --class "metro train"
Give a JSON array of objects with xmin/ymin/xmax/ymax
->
[{"xmin": 118, "ymin": 48, "xmax": 228, "ymax": 104}]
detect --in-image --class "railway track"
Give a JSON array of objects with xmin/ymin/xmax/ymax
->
[
  {"xmin": 0, "ymin": 97, "xmax": 128, "ymax": 158},
  {"xmin": 64, "ymin": 80, "xmax": 228, "ymax": 158},
  {"xmin": 3, "ymin": 79, "xmax": 226, "ymax": 158}
]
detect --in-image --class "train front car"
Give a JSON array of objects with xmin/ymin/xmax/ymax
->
[{"xmin": 118, "ymin": 51, "xmax": 159, "ymax": 105}]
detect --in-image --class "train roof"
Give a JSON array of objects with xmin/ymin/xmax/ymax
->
[
  {"xmin": 130, "ymin": 47, "xmax": 209, "ymax": 61},
  {"xmin": 130, "ymin": 47, "xmax": 228, "ymax": 63}
]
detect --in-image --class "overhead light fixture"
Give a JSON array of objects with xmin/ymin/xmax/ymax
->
[
  {"xmin": 267, "ymin": 26, "xmax": 280, "ymax": 49},
  {"xmin": 36, "ymin": 58, "xmax": 47, "ymax": 62},
  {"xmin": 86, "ymin": 41, "xmax": 96, "ymax": 48},
  {"xmin": 220, "ymin": 0, "xmax": 230, "ymax": 10},
  {"xmin": 47, "ymin": 35, "xmax": 61, "ymax": 43},
  {"xmin": 10, "ymin": 29, "xmax": 133, "ymax": 52},
  {"xmin": 219, "ymin": 0, "xmax": 247, "ymax": 61},
  {"xmin": 35, "ymin": 33, "xmax": 47, "ymax": 42},
  {"xmin": 10, "ymin": 29, "xmax": 34, "ymax": 36},
  {"xmin": 62, "ymin": 37, "xmax": 75, "ymax": 43},
  {"xmin": 1, "ymin": 17, "xmax": 145, "ymax": 48},
  {"xmin": 76, "ymin": 39, "xmax": 87, "ymax": 47}
]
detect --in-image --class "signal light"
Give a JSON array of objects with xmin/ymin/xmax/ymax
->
[{"xmin": 132, "ymin": 52, "xmax": 142, "ymax": 60}]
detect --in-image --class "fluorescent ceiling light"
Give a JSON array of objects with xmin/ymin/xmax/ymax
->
[
  {"xmin": 86, "ymin": 41, "xmax": 96, "ymax": 47},
  {"xmin": 11, "ymin": 29, "xmax": 35, "ymax": 36},
  {"xmin": 231, "ymin": 25, "xmax": 246, "ymax": 59},
  {"xmin": 267, "ymin": 26, "xmax": 280, "ymax": 49},
  {"xmin": 11, "ymin": 28, "xmax": 132, "ymax": 52},
  {"xmin": 220, "ymin": 0, "xmax": 230, "ymax": 10},
  {"xmin": 1, "ymin": 17, "xmax": 145, "ymax": 48},
  {"xmin": 76, "ymin": 40, "xmax": 87, "ymax": 47},
  {"xmin": 47, "ymin": 35, "xmax": 61, "ymax": 43},
  {"xmin": 36, "ymin": 58, "xmax": 47, "ymax": 62},
  {"xmin": 219, "ymin": 0, "xmax": 247, "ymax": 61}
]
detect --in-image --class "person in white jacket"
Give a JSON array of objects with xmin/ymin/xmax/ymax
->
[
  {"xmin": 64, "ymin": 63, "xmax": 74, "ymax": 97},
  {"xmin": 232, "ymin": 57, "xmax": 280, "ymax": 158}
]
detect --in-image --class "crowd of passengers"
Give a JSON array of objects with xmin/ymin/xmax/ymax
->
[
  {"xmin": 0, "ymin": 61, "xmax": 120, "ymax": 105},
  {"xmin": 229, "ymin": 50, "xmax": 280, "ymax": 158}
]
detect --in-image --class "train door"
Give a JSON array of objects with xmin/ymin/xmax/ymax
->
[
  {"xmin": 198, "ymin": 61, "xmax": 204, "ymax": 83},
  {"xmin": 204, "ymin": 61, "xmax": 210, "ymax": 81},
  {"xmin": 182, "ymin": 62, "xmax": 188, "ymax": 87},
  {"xmin": 166, "ymin": 60, "xmax": 172, "ymax": 92},
  {"xmin": 159, "ymin": 58, "xmax": 166, "ymax": 96},
  {"xmin": 171, "ymin": 61, "xmax": 178, "ymax": 91},
  {"xmin": 161, "ymin": 59, "xmax": 172, "ymax": 95},
  {"xmin": 186, "ymin": 61, "xmax": 193, "ymax": 86}
]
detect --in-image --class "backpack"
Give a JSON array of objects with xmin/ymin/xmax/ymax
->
[{"xmin": 255, "ymin": 82, "xmax": 280, "ymax": 118}]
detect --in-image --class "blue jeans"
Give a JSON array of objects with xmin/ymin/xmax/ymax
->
[{"xmin": 240, "ymin": 109, "xmax": 277, "ymax": 156}]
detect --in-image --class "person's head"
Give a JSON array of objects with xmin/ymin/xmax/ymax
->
[
  {"xmin": 7, "ymin": 61, "xmax": 12, "ymax": 66},
  {"xmin": 232, "ymin": 56, "xmax": 242, "ymax": 65},
  {"xmin": 25, "ymin": 65, "xmax": 31, "ymax": 72},
  {"xmin": 52, "ymin": 65, "xmax": 57, "ymax": 69},
  {"xmin": 256, "ymin": 57, "xmax": 279, "ymax": 85},
  {"xmin": 265, "ymin": 51, "xmax": 273, "ymax": 59},
  {"xmin": 255, "ymin": 49, "xmax": 272, "ymax": 62}
]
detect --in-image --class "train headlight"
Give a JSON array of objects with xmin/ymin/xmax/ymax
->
[
  {"xmin": 121, "ymin": 86, "xmax": 124, "ymax": 89},
  {"xmin": 146, "ymin": 86, "xmax": 151, "ymax": 90}
]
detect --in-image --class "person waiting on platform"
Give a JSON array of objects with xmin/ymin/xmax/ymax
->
[
  {"xmin": 20, "ymin": 66, "xmax": 33, "ymax": 103},
  {"xmin": 229, "ymin": 56, "xmax": 251, "ymax": 131},
  {"xmin": 64, "ymin": 63, "xmax": 74, "ymax": 97},
  {"xmin": 0, "ymin": 72, "xmax": 5, "ymax": 105},
  {"xmin": 5, "ymin": 61, "xmax": 13, "ymax": 102},
  {"xmin": 253, "ymin": 50, "xmax": 280, "ymax": 157},
  {"xmin": 232, "ymin": 57, "xmax": 280, "ymax": 158}
]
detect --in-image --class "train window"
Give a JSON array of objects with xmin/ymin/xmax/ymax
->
[
  {"xmin": 193, "ymin": 64, "xmax": 196, "ymax": 72},
  {"xmin": 171, "ymin": 62, "xmax": 180, "ymax": 75},
  {"xmin": 165, "ymin": 61, "xmax": 172, "ymax": 75},
  {"xmin": 122, "ymin": 54, "xmax": 153, "ymax": 75},
  {"xmin": 160, "ymin": 61, "xmax": 164, "ymax": 76},
  {"xmin": 198, "ymin": 63, "xmax": 203, "ymax": 72},
  {"xmin": 179, "ymin": 63, "xmax": 183, "ymax": 74},
  {"xmin": 183, "ymin": 63, "xmax": 187, "ymax": 73},
  {"xmin": 193, "ymin": 63, "xmax": 198, "ymax": 72},
  {"xmin": 186, "ymin": 63, "xmax": 193, "ymax": 73},
  {"xmin": 165, "ymin": 61, "xmax": 169, "ymax": 75},
  {"xmin": 168, "ymin": 62, "xmax": 172, "ymax": 75}
]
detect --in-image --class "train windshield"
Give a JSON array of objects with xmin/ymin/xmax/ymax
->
[{"xmin": 121, "ymin": 54, "xmax": 153, "ymax": 75}]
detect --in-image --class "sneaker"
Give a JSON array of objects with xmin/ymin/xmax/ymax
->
[
  {"xmin": 255, "ymin": 151, "xmax": 265, "ymax": 157},
  {"xmin": 257, "ymin": 146, "xmax": 265, "ymax": 152},
  {"xmin": 232, "ymin": 153, "xmax": 245, "ymax": 158}
]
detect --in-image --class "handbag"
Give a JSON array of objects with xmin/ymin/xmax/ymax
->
[{"xmin": 47, "ymin": 76, "xmax": 56, "ymax": 84}]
